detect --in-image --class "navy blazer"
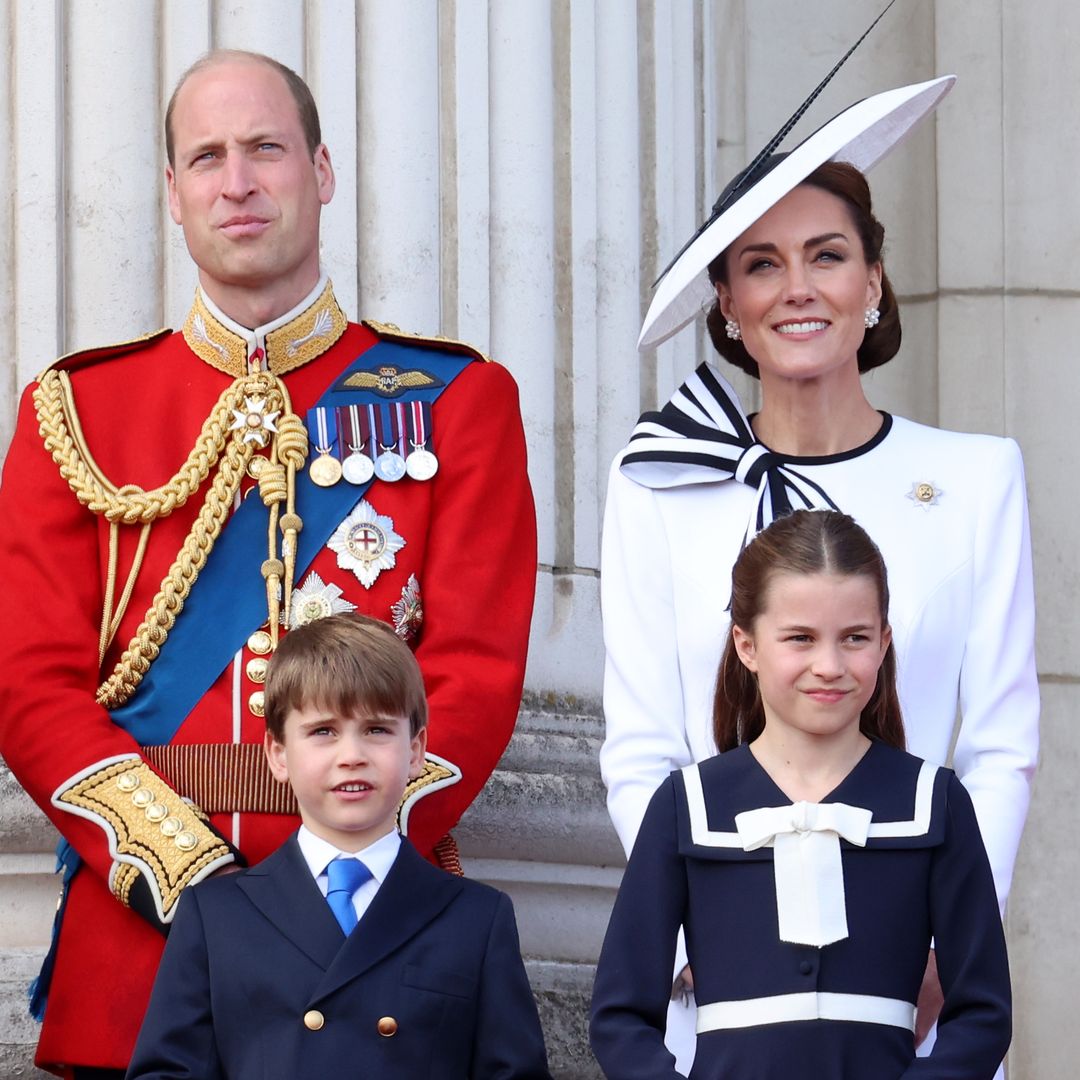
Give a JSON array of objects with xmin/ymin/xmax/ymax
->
[{"xmin": 127, "ymin": 834, "xmax": 551, "ymax": 1079}]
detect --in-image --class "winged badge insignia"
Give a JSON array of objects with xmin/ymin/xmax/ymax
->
[{"xmin": 343, "ymin": 365, "xmax": 443, "ymax": 398}]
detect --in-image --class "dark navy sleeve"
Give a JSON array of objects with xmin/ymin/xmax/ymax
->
[
  {"xmin": 470, "ymin": 891, "xmax": 553, "ymax": 1079},
  {"xmin": 125, "ymin": 887, "xmax": 225, "ymax": 1080},
  {"xmin": 903, "ymin": 773, "xmax": 1012, "ymax": 1078},
  {"xmin": 590, "ymin": 774, "xmax": 687, "ymax": 1080}
]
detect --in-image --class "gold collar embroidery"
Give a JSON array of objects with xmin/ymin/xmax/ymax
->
[{"xmin": 182, "ymin": 280, "xmax": 349, "ymax": 377}]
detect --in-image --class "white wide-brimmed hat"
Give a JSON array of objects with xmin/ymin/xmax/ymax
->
[{"xmin": 638, "ymin": 74, "xmax": 956, "ymax": 351}]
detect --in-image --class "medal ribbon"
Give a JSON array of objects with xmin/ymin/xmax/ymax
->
[
  {"xmin": 307, "ymin": 405, "xmax": 339, "ymax": 458},
  {"xmin": 336, "ymin": 404, "xmax": 362, "ymax": 453},
  {"xmin": 110, "ymin": 340, "xmax": 473, "ymax": 746},
  {"xmin": 394, "ymin": 403, "xmax": 409, "ymax": 457},
  {"xmin": 374, "ymin": 404, "xmax": 399, "ymax": 453},
  {"xmin": 407, "ymin": 400, "xmax": 433, "ymax": 450},
  {"xmin": 364, "ymin": 405, "xmax": 377, "ymax": 459}
]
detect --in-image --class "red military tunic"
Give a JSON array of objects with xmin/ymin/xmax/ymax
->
[{"xmin": 0, "ymin": 279, "xmax": 537, "ymax": 1073}]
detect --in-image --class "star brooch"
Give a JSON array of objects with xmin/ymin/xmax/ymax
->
[{"xmin": 906, "ymin": 481, "xmax": 943, "ymax": 511}]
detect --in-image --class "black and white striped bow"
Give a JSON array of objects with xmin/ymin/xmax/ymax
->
[{"xmin": 619, "ymin": 364, "xmax": 837, "ymax": 536}]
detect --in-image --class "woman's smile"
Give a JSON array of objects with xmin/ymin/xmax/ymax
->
[{"xmin": 717, "ymin": 184, "xmax": 881, "ymax": 387}]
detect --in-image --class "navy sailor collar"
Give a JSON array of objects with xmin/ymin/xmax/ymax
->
[{"xmin": 672, "ymin": 741, "xmax": 949, "ymax": 861}]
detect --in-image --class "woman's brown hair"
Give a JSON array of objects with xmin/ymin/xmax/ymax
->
[
  {"xmin": 704, "ymin": 159, "xmax": 901, "ymax": 378},
  {"xmin": 713, "ymin": 509, "xmax": 904, "ymax": 752}
]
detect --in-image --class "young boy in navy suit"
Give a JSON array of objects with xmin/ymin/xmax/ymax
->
[{"xmin": 127, "ymin": 614, "xmax": 551, "ymax": 1080}]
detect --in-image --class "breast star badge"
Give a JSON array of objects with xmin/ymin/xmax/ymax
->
[
  {"xmin": 391, "ymin": 575, "xmax": 423, "ymax": 641},
  {"xmin": 906, "ymin": 481, "xmax": 943, "ymax": 510},
  {"xmin": 327, "ymin": 499, "xmax": 406, "ymax": 589},
  {"xmin": 289, "ymin": 571, "xmax": 358, "ymax": 628}
]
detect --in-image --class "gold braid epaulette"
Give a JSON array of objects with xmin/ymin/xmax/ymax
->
[
  {"xmin": 362, "ymin": 319, "xmax": 492, "ymax": 363},
  {"xmin": 33, "ymin": 369, "xmax": 305, "ymax": 709}
]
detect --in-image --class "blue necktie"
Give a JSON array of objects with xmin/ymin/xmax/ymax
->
[{"xmin": 326, "ymin": 858, "xmax": 372, "ymax": 935}]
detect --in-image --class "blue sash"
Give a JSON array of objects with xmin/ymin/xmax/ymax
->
[{"xmin": 110, "ymin": 341, "xmax": 471, "ymax": 744}]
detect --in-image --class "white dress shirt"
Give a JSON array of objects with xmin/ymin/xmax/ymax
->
[{"xmin": 295, "ymin": 826, "xmax": 402, "ymax": 924}]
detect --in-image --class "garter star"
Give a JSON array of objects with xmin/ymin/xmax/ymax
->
[{"xmin": 327, "ymin": 499, "xmax": 406, "ymax": 589}]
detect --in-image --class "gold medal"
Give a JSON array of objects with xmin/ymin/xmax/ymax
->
[
  {"xmin": 310, "ymin": 451, "xmax": 343, "ymax": 487},
  {"xmin": 307, "ymin": 406, "xmax": 342, "ymax": 486}
]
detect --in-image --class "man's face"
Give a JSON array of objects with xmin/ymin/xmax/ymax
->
[{"xmin": 165, "ymin": 59, "xmax": 335, "ymax": 324}]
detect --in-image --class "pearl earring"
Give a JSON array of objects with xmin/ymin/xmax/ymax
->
[
  {"xmin": 725, "ymin": 319, "xmax": 742, "ymax": 341},
  {"xmin": 864, "ymin": 307, "xmax": 880, "ymax": 329}
]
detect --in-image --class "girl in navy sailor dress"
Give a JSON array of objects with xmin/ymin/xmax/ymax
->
[{"xmin": 590, "ymin": 511, "xmax": 1011, "ymax": 1080}]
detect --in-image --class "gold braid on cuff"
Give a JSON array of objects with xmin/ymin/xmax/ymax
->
[{"xmin": 55, "ymin": 759, "xmax": 232, "ymax": 921}]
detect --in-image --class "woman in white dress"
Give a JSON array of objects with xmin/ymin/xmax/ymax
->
[{"xmin": 600, "ymin": 77, "xmax": 1037, "ymax": 1075}]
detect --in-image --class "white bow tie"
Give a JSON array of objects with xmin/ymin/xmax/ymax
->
[{"xmin": 735, "ymin": 801, "xmax": 873, "ymax": 947}]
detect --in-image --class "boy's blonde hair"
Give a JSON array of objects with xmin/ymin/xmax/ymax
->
[{"xmin": 264, "ymin": 614, "xmax": 427, "ymax": 741}]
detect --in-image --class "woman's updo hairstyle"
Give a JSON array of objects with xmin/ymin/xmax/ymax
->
[{"xmin": 704, "ymin": 160, "xmax": 901, "ymax": 379}]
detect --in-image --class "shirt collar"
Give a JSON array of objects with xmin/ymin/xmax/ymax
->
[
  {"xmin": 182, "ymin": 272, "xmax": 349, "ymax": 377},
  {"xmin": 296, "ymin": 825, "xmax": 402, "ymax": 885}
]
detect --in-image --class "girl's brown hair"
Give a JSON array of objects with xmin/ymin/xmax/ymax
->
[
  {"xmin": 704, "ymin": 159, "xmax": 901, "ymax": 378},
  {"xmin": 713, "ymin": 510, "xmax": 904, "ymax": 752}
]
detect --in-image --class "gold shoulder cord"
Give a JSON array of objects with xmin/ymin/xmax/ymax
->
[
  {"xmin": 33, "ymin": 369, "xmax": 308, "ymax": 709},
  {"xmin": 363, "ymin": 319, "xmax": 492, "ymax": 363}
]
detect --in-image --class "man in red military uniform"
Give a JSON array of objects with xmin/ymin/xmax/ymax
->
[{"xmin": 0, "ymin": 50, "xmax": 536, "ymax": 1078}]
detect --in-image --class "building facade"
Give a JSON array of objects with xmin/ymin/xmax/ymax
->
[{"xmin": 0, "ymin": 2, "xmax": 1074, "ymax": 1076}]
